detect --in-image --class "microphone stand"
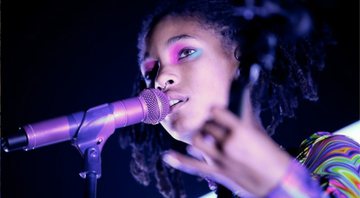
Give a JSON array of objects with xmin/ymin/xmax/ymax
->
[
  {"xmin": 72, "ymin": 103, "xmax": 117, "ymax": 198},
  {"xmin": 1, "ymin": 88, "xmax": 169, "ymax": 198},
  {"xmin": 82, "ymin": 146, "xmax": 100, "ymax": 198}
]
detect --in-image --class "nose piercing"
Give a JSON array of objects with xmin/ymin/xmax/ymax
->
[{"xmin": 158, "ymin": 80, "xmax": 174, "ymax": 91}]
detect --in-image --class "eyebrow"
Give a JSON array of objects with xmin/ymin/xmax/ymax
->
[
  {"xmin": 166, "ymin": 34, "xmax": 194, "ymax": 46},
  {"xmin": 142, "ymin": 34, "xmax": 194, "ymax": 62}
]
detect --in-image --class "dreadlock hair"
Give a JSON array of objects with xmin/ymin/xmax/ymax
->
[
  {"xmin": 119, "ymin": 74, "xmax": 187, "ymax": 198},
  {"xmin": 120, "ymin": 0, "xmax": 331, "ymax": 197}
]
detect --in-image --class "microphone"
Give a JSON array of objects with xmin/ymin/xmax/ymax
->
[{"xmin": 1, "ymin": 89, "xmax": 170, "ymax": 152}]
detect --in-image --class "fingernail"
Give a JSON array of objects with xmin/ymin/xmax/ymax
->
[
  {"xmin": 203, "ymin": 134, "xmax": 216, "ymax": 145},
  {"xmin": 186, "ymin": 146, "xmax": 203, "ymax": 160},
  {"xmin": 162, "ymin": 153, "xmax": 180, "ymax": 168},
  {"xmin": 249, "ymin": 63, "xmax": 260, "ymax": 84}
]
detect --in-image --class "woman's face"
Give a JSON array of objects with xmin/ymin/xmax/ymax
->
[{"xmin": 141, "ymin": 16, "xmax": 238, "ymax": 143}]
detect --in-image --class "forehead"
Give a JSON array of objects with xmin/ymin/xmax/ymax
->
[{"xmin": 145, "ymin": 16, "xmax": 223, "ymax": 56}]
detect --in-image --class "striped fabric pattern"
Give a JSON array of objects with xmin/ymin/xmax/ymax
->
[{"xmin": 297, "ymin": 132, "xmax": 360, "ymax": 198}]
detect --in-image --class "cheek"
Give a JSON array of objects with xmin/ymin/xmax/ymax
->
[
  {"xmin": 198, "ymin": 59, "xmax": 233, "ymax": 85},
  {"xmin": 189, "ymin": 74, "xmax": 230, "ymax": 112},
  {"xmin": 199, "ymin": 62, "xmax": 234, "ymax": 103}
]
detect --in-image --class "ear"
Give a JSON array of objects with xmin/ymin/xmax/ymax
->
[
  {"xmin": 234, "ymin": 46, "xmax": 241, "ymax": 62},
  {"xmin": 232, "ymin": 45, "xmax": 241, "ymax": 79}
]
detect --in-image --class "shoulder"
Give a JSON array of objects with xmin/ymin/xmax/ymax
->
[
  {"xmin": 297, "ymin": 131, "xmax": 360, "ymax": 170},
  {"xmin": 296, "ymin": 131, "xmax": 360, "ymax": 197}
]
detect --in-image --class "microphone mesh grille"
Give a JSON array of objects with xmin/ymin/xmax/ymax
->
[{"xmin": 139, "ymin": 89, "xmax": 170, "ymax": 124}]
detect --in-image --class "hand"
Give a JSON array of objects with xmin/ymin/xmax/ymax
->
[{"xmin": 162, "ymin": 87, "xmax": 292, "ymax": 197}]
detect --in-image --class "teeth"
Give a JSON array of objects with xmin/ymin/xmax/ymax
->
[{"xmin": 169, "ymin": 99, "xmax": 181, "ymax": 106}]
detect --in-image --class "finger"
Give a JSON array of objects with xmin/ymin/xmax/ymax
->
[
  {"xmin": 210, "ymin": 87, "xmax": 258, "ymax": 132},
  {"xmin": 240, "ymin": 63, "xmax": 260, "ymax": 122},
  {"xmin": 240, "ymin": 85, "xmax": 256, "ymax": 123},
  {"xmin": 162, "ymin": 151, "xmax": 236, "ymax": 192},
  {"xmin": 210, "ymin": 106, "xmax": 241, "ymax": 130},
  {"xmin": 186, "ymin": 145, "xmax": 205, "ymax": 161},
  {"xmin": 192, "ymin": 133, "xmax": 223, "ymax": 162},
  {"xmin": 202, "ymin": 121, "xmax": 229, "ymax": 144},
  {"xmin": 162, "ymin": 150, "xmax": 215, "ymax": 177}
]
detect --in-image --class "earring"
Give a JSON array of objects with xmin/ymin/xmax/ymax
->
[{"xmin": 234, "ymin": 67, "xmax": 241, "ymax": 79}]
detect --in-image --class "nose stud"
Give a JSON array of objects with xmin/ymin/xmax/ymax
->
[{"xmin": 158, "ymin": 79, "xmax": 174, "ymax": 91}]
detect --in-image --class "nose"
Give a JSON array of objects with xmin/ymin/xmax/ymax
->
[
  {"xmin": 155, "ymin": 76, "xmax": 176, "ymax": 91},
  {"xmin": 154, "ymin": 67, "xmax": 177, "ymax": 91},
  {"xmin": 156, "ymin": 79, "xmax": 174, "ymax": 91}
]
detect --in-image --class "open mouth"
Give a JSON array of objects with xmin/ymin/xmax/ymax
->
[
  {"xmin": 170, "ymin": 99, "xmax": 182, "ymax": 107},
  {"xmin": 169, "ymin": 97, "xmax": 189, "ymax": 111}
]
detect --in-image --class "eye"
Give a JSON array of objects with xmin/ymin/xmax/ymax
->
[
  {"xmin": 144, "ymin": 73, "xmax": 152, "ymax": 81},
  {"xmin": 179, "ymin": 48, "xmax": 196, "ymax": 59},
  {"xmin": 143, "ymin": 62, "xmax": 160, "ymax": 87}
]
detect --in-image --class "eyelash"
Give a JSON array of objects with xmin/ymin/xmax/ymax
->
[
  {"xmin": 142, "ymin": 48, "xmax": 196, "ymax": 84},
  {"xmin": 144, "ymin": 73, "xmax": 151, "ymax": 81},
  {"xmin": 143, "ymin": 62, "xmax": 160, "ymax": 85},
  {"xmin": 178, "ymin": 48, "xmax": 196, "ymax": 60}
]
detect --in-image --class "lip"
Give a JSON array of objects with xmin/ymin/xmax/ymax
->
[
  {"xmin": 169, "ymin": 99, "xmax": 187, "ymax": 113},
  {"xmin": 166, "ymin": 92, "xmax": 189, "ymax": 113}
]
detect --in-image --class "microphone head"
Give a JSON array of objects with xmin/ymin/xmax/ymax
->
[{"xmin": 139, "ymin": 89, "xmax": 170, "ymax": 125}]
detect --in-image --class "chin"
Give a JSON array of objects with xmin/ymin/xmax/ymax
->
[
  {"xmin": 160, "ymin": 123, "xmax": 193, "ymax": 144},
  {"xmin": 170, "ymin": 132, "xmax": 193, "ymax": 144},
  {"xmin": 161, "ymin": 116, "xmax": 206, "ymax": 144}
]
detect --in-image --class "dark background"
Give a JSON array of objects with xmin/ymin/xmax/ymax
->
[{"xmin": 1, "ymin": 0, "xmax": 359, "ymax": 198}]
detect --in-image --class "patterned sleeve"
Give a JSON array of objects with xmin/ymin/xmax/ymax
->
[{"xmin": 268, "ymin": 132, "xmax": 360, "ymax": 198}]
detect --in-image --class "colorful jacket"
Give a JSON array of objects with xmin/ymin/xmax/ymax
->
[{"xmin": 268, "ymin": 132, "xmax": 360, "ymax": 198}]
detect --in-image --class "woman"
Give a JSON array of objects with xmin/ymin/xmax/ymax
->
[{"xmin": 120, "ymin": 0, "xmax": 360, "ymax": 197}]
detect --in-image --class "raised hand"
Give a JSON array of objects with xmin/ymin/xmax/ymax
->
[{"xmin": 162, "ymin": 87, "xmax": 292, "ymax": 197}]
